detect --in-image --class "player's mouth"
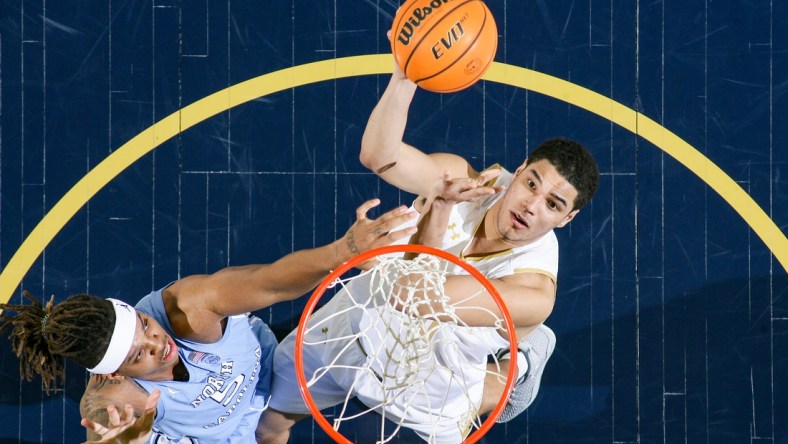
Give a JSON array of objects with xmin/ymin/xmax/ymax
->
[
  {"xmin": 162, "ymin": 337, "xmax": 177, "ymax": 362},
  {"xmin": 510, "ymin": 211, "xmax": 529, "ymax": 229}
]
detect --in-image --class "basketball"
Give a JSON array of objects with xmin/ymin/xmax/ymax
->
[{"xmin": 391, "ymin": 0, "xmax": 498, "ymax": 93}]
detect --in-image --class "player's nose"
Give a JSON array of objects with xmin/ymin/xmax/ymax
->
[{"xmin": 522, "ymin": 195, "xmax": 542, "ymax": 213}]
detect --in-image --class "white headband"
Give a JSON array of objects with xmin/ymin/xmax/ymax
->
[{"xmin": 87, "ymin": 298, "xmax": 137, "ymax": 374}]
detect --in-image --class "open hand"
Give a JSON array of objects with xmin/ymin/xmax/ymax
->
[
  {"xmin": 423, "ymin": 169, "xmax": 505, "ymax": 213},
  {"xmin": 81, "ymin": 389, "xmax": 160, "ymax": 444},
  {"xmin": 337, "ymin": 199, "xmax": 418, "ymax": 267}
]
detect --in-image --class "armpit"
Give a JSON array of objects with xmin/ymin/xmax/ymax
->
[{"xmin": 513, "ymin": 267, "xmax": 557, "ymax": 285}]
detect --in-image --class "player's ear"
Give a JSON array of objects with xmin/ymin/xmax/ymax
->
[
  {"xmin": 514, "ymin": 159, "xmax": 529, "ymax": 176},
  {"xmin": 556, "ymin": 209, "xmax": 578, "ymax": 228}
]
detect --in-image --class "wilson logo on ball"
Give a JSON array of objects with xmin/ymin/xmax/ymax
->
[
  {"xmin": 396, "ymin": 0, "xmax": 456, "ymax": 45},
  {"xmin": 391, "ymin": 0, "xmax": 498, "ymax": 93}
]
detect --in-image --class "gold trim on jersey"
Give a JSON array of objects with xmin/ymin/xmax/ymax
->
[
  {"xmin": 513, "ymin": 268, "xmax": 557, "ymax": 283},
  {"xmin": 463, "ymin": 249, "xmax": 514, "ymax": 261}
]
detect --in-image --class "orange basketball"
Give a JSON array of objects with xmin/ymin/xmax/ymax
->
[{"xmin": 391, "ymin": 0, "xmax": 498, "ymax": 93}]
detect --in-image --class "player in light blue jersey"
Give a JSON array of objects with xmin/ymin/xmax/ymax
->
[{"xmin": 0, "ymin": 199, "xmax": 417, "ymax": 444}]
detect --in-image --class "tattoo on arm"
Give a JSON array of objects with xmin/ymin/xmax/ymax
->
[
  {"xmin": 346, "ymin": 229, "xmax": 360, "ymax": 255},
  {"xmin": 93, "ymin": 375, "xmax": 122, "ymax": 391},
  {"xmin": 85, "ymin": 407, "xmax": 110, "ymax": 441}
]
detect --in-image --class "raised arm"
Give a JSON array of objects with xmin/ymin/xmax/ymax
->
[
  {"xmin": 359, "ymin": 69, "xmax": 473, "ymax": 198},
  {"xmin": 167, "ymin": 199, "xmax": 417, "ymax": 324}
]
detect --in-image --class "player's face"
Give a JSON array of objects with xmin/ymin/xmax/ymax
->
[
  {"xmin": 491, "ymin": 159, "xmax": 579, "ymax": 245},
  {"xmin": 116, "ymin": 311, "xmax": 180, "ymax": 381}
]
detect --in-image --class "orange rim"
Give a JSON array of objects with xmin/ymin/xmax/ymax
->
[{"xmin": 295, "ymin": 244, "xmax": 518, "ymax": 443}]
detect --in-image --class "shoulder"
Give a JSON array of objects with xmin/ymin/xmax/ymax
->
[
  {"xmin": 162, "ymin": 277, "xmax": 227, "ymax": 342},
  {"xmin": 516, "ymin": 230, "xmax": 558, "ymax": 254}
]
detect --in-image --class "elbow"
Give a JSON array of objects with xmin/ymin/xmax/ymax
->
[
  {"xmin": 358, "ymin": 133, "xmax": 375, "ymax": 170},
  {"xmin": 359, "ymin": 145, "xmax": 394, "ymax": 174},
  {"xmin": 536, "ymin": 298, "xmax": 554, "ymax": 324},
  {"xmin": 512, "ymin": 295, "xmax": 554, "ymax": 329},
  {"xmin": 358, "ymin": 148, "xmax": 375, "ymax": 171}
]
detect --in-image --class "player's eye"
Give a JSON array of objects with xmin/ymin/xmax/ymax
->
[{"xmin": 548, "ymin": 200, "xmax": 558, "ymax": 210}]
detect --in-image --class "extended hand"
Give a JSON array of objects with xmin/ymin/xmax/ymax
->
[
  {"xmin": 423, "ymin": 169, "xmax": 505, "ymax": 213},
  {"xmin": 81, "ymin": 389, "xmax": 160, "ymax": 444},
  {"xmin": 337, "ymin": 199, "xmax": 418, "ymax": 265}
]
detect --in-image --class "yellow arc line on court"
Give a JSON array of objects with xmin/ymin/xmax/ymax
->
[{"xmin": 1, "ymin": 54, "xmax": 785, "ymax": 304}]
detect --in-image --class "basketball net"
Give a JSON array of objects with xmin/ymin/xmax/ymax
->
[{"xmin": 295, "ymin": 245, "xmax": 518, "ymax": 444}]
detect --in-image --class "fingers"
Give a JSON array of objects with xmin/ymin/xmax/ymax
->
[
  {"xmin": 146, "ymin": 389, "xmax": 161, "ymax": 411},
  {"xmin": 432, "ymin": 170, "xmax": 505, "ymax": 204},
  {"xmin": 368, "ymin": 206, "xmax": 418, "ymax": 240},
  {"xmin": 381, "ymin": 225, "xmax": 418, "ymax": 245},
  {"xmin": 143, "ymin": 389, "xmax": 161, "ymax": 420},
  {"xmin": 121, "ymin": 404, "xmax": 135, "ymax": 423},
  {"xmin": 112, "ymin": 403, "xmax": 136, "ymax": 429},
  {"xmin": 378, "ymin": 211, "xmax": 417, "ymax": 234},
  {"xmin": 375, "ymin": 204, "xmax": 417, "ymax": 225},
  {"xmin": 458, "ymin": 183, "xmax": 499, "ymax": 198},
  {"xmin": 107, "ymin": 404, "xmax": 121, "ymax": 427},
  {"xmin": 357, "ymin": 202, "xmax": 417, "ymax": 230},
  {"xmin": 458, "ymin": 170, "xmax": 502, "ymax": 190},
  {"xmin": 356, "ymin": 198, "xmax": 381, "ymax": 221},
  {"xmin": 346, "ymin": 201, "xmax": 418, "ymax": 254},
  {"xmin": 476, "ymin": 169, "xmax": 502, "ymax": 186},
  {"xmin": 138, "ymin": 390, "xmax": 160, "ymax": 434},
  {"xmin": 81, "ymin": 418, "xmax": 108, "ymax": 435}
]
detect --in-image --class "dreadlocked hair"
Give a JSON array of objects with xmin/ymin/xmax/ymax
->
[{"xmin": 0, "ymin": 291, "xmax": 115, "ymax": 394}]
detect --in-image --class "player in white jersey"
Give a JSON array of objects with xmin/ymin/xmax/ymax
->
[
  {"xmin": 258, "ymin": 60, "xmax": 600, "ymax": 443},
  {"xmin": 0, "ymin": 199, "xmax": 417, "ymax": 443}
]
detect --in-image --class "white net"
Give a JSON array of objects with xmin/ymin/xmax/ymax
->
[{"xmin": 301, "ymin": 253, "xmax": 512, "ymax": 444}]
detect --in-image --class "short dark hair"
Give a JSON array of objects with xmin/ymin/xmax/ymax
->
[
  {"xmin": 528, "ymin": 137, "xmax": 599, "ymax": 211},
  {"xmin": 0, "ymin": 292, "xmax": 115, "ymax": 393}
]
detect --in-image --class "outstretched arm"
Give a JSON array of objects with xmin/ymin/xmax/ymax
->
[{"xmin": 168, "ymin": 199, "xmax": 418, "ymax": 322}]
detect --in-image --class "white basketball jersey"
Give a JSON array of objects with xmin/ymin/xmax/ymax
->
[{"xmin": 391, "ymin": 167, "xmax": 559, "ymax": 283}]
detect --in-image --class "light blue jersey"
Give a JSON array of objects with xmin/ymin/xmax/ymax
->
[{"xmin": 134, "ymin": 288, "xmax": 277, "ymax": 443}]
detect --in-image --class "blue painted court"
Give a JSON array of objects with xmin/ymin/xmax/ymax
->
[{"xmin": 0, "ymin": 1, "xmax": 786, "ymax": 442}]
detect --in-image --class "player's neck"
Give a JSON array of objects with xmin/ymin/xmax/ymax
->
[
  {"xmin": 171, "ymin": 359, "xmax": 190, "ymax": 382},
  {"xmin": 465, "ymin": 216, "xmax": 514, "ymax": 258}
]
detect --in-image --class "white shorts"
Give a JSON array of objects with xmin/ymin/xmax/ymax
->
[{"xmin": 269, "ymin": 276, "xmax": 509, "ymax": 443}]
